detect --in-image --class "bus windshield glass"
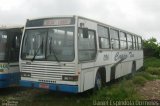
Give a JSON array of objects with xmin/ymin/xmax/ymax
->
[
  {"xmin": 21, "ymin": 27, "xmax": 74, "ymax": 61},
  {"xmin": 0, "ymin": 31, "xmax": 8, "ymax": 61}
]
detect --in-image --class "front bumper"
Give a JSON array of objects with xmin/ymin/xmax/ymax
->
[{"xmin": 20, "ymin": 80, "xmax": 78, "ymax": 93}]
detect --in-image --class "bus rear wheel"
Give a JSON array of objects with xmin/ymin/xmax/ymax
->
[{"xmin": 94, "ymin": 71, "xmax": 102, "ymax": 90}]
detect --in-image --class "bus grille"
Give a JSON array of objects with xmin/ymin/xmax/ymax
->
[{"xmin": 21, "ymin": 62, "xmax": 76, "ymax": 80}]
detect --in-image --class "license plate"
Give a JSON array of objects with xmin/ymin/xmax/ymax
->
[{"xmin": 39, "ymin": 83, "xmax": 49, "ymax": 89}]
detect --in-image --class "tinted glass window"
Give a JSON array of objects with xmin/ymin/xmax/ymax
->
[
  {"xmin": 120, "ymin": 32, "xmax": 127, "ymax": 49},
  {"xmin": 78, "ymin": 29, "xmax": 96, "ymax": 61},
  {"xmin": 0, "ymin": 31, "xmax": 8, "ymax": 61},
  {"xmin": 46, "ymin": 28, "xmax": 74, "ymax": 61},
  {"xmin": 110, "ymin": 29, "xmax": 119, "ymax": 49},
  {"xmin": 21, "ymin": 27, "xmax": 74, "ymax": 61},
  {"xmin": 98, "ymin": 25, "xmax": 110, "ymax": 49},
  {"xmin": 132, "ymin": 35, "xmax": 136, "ymax": 49},
  {"xmin": 138, "ymin": 37, "xmax": 142, "ymax": 49},
  {"xmin": 10, "ymin": 33, "xmax": 21, "ymax": 61},
  {"xmin": 127, "ymin": 34, "xmax": 133, "ymax": 49},
  {"xmin": 98, "ymin": 25, "xmax": 109, "ymax": 38}
]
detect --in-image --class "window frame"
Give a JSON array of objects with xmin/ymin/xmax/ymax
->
[
  {"xmin": 21, "ymin": 27, "xmax": 75, "ymax": 62},
  {"xmin": 8, "ymin": 29, "xmax": 22, "ymax": 62},
  {"xmin": 132, "ymin": 35, "xmax": 136, "ymax": 50},
  {"xmin": 110, "ymin": 28, "xmax": 120, "ymax": 50},
  {"xmin": 119, "ymin": 31, "xmax": 127, "ymax": 50},
  {"xmin": 127, "ymin": 33, "xmax": 133, "ymax": 50},
  {"xmin": 0, "ymin": 30, "xmax": 9, "ymax": 62},
  {"xmin": 78, "ymin": 28, "xmax": 97, "ymax": 62},
  {"xmin": 97, "ymin": 25, "xmax": 110, "ymax": 49},
  {"xmin": 137, "ymin": 37, "xmax": 142, "ymax": 50}
]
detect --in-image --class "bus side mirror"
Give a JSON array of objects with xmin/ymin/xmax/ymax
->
[{"xmin": 82, "ymin": 28, "xmax": 88, "ymax": 38}]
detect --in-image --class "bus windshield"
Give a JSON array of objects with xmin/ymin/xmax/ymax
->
[
  {"xmin": 21, "ymin": 27, "xmax": 74, "ymax": 62},
  {"xmin": 0, "ymin": 31, "xmax": 8, "ymax": 61}
]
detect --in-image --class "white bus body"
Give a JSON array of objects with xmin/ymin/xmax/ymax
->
[{"xmin": 19, "ymin": 16, "xmax": 143, "ymax": 93}]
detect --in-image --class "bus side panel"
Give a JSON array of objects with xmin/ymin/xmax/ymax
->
[
  {"xmin": 121, "ymin": 62, "xmax": 129, "ymax": 76},
  {"xmin": 9, "ymin": 72, "xmax": 20, "ymax": 85},
  {"xmin": 123, "ymin": 61, "xmax": 132, "ymax": 76},
  {"xmin": 80, "ymin": 62, "xmax": 97, "ymax": 92},
  {"xmin": 115, "ymin": 64, "xmax": 122, "ymax": 79},
  {"xmin": 8, "ymin": 63, "xmax": 20, "ymax": 86},
  {"xmin": 136, "ymin": 59, "xmax": 143, "ymax": 71},
  {"xmin": 105, "ymin": 65, "xmax": 111, "ymax": 83},
  {"xmin": 83, "ymin": 69, "xmax": 95, "ymax": 91}
]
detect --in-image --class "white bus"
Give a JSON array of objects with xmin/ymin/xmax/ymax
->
[
  {"xmin": 19, "ymin": 16, "xmax": 143, "ymax": 93},
  {"xmin": 0, "ymin": 26, "xmax": 22, "ymax": 88}
]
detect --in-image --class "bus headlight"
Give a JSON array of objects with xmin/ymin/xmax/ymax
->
[
  {"xmin": 21, "ymin": 72, "xmax": 31, "ymax": 77},
  {"xmin": 62, "ymin": 75, "xmax": 78, "ymax": 81}
]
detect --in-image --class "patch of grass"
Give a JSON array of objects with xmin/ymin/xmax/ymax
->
[
  {"xmin": 135, "ymin": 72, "xmax": 155, "ymax": 81},
  {"xmin": 92, "ymin": 79, "xmax": 139, "ymax": 100},
  {"xmin": 132, "ymin": 76, "xmax": 147, "ymax": 86},
  {"xmin": 18, "ymin": 91, "xmax": 91, "ymax": 106},
  {"xmin": 144, "ymin": 57, "xmax": 160, "ymax": 68},
  {"xmin": 146, "ymin": 67, "xmax": 160, "ymax": 76}
]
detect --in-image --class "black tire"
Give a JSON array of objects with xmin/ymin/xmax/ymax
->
[{"xmin": 94, "ymin": 71, "xmax": 102, "ymax": 90}]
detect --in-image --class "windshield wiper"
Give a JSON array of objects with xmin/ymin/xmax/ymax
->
[
  {"xmin": 49, "ymin": 38, "xmax": 60, "ymax": 63},
  {"xmin": 31, "ymin": 40, "xmax": 43, "ymax": 61}
]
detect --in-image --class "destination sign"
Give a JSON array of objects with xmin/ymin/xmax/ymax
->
[
  {"xmin": 26, "ymin": 17, "xmax": 75, "ymax": 27},
  {"xmin": 43, "ymin": 19, "xmax": 71, "ymax": 26}
]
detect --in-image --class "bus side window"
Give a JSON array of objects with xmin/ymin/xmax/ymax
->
[
  {"xmin": 10, "ymin": 32, "xmax": 21, "ymax": 62},
  {"xmin": 136, "ymin": 37, "xmax": 139, "ymax": 49},
  {"xmin": 110, "ymin": 29, "xmax": 119, "ymax": 49},
  {"xmin": 138, "ymin": 37, "xmax": 142, "ymax": 49},
  {"xmin": 120, "ymin": 32, "xmax": 127, "ymax": 49},
  {"xmin": 78, "ymin": 28, "xmax": 97, "ymax": 62},
  {"xmin": 97, "ymin": 25, "xmax": 110, "ymax": 49},
  {"xmin": 132, "ymin": 35, "xmax": 136, "ymax": 49},
  {"xmin": 127, "ymin": 34, "xmax": 133, "ymax": 50},
  {"xmin": 134, "ymin": 36, "xmax": 137, "ymax": 49}
]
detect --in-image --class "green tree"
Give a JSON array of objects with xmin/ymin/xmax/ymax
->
[{"xmin": 143, "ymin": 37, "xmax": 160, "ymax": 57}]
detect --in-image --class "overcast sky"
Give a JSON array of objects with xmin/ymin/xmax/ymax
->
[{"xmin": 0, "ymin": 0, "xmax": 159, "ymax": 41}]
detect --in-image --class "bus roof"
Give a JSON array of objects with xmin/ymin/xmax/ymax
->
[
  {"xmin": 77, "ymin": 16, "xmax": 142, "ymax": 38},
  {"xmin": 26, "ymin": 15, "xmax": 75, "ymax": 21}
]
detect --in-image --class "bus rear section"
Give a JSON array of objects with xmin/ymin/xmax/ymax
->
[
  {"xmin": 0, "ymin": 27, "xmax": 22, "ymax": 88},
  {"xmin": 20, "ymin": 17, "xmax": 79, "ymax": 93}
]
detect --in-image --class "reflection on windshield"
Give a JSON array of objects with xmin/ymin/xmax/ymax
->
[
  {"xmin": 22, "ymin": 29, "xmax": 46, "ymax": 59},
  {"xmin": 0, "ymin": 31, "xmax": 7, "ymax": 61},
  {"xmin": 22, "ymin": 27, "xmax": 74, "ymax": 61}
]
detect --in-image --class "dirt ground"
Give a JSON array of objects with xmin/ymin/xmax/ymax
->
[{"xmin": 138, "ymin": 80, "xmax": 160, "ymax": 100}]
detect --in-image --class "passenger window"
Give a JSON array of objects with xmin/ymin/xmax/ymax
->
[
  {"xmin": 120, "ymin": 32, "xmax": 127, "ymax": 49},
  {"xmin": 127, "ymin": 34, "xmax": 133, "ymax": 49},
  {"xmin": 10, "ymin": 32, "xmax": 21, "ymax": 62},
  {"xmin": 132, "ymin": 35, "xmax": 136, "ymax": 49},
  {"xmin": 78, "ymin": 28, "xmax": 96, "ymax": 62},
  {"xmin": 110, "ymin": 29, "xmax": 119, "ymax": 49},
  {"xmin": 98, "ymin": 25, "xmax": 110, "ymax": 49},
  {"xmin": 134, "ymin": 36, "xmax": 137, "ymax": 49},
  {"xmin": 138, "ymin": 37, "xmax": 142, "ymax": 49}
]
